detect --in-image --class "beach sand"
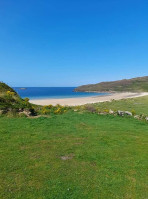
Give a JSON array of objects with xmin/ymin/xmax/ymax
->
[{"xmin": 30, "ymin": 92, "xmax": 148, "ymax": 106}]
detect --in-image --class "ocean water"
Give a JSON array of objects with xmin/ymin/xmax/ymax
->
[{"xmin": 13, "ymin": 87, "xmax": 107, "ymax": 100}]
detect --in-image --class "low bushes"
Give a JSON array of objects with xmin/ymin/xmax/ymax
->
[{"xmin": 39, "ymin": 104, "xmax": 71, "ymax": 115}]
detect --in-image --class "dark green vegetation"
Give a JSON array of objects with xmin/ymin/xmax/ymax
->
[
  {"xmin": 0, "ymin": 82, "xmax": 36, "ymax": 116},
  {"xmin": 0, "ymin": 112, "xmax": 148, "ymax": 199},
  {"xmin": 75, "ymin": 76, "xmax": 148, "ymax": 92}
]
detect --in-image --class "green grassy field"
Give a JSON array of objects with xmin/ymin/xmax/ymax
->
[
  {"xmin": 0, "ymin": 112, "xmax": 148, "ymax": 199},
  {"xmin": 94, "ymin": 96, "xmax": 148, "ymax": 115}
]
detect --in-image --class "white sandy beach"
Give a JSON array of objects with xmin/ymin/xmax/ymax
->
[{"xmin": 30, "ymin": 92, "xmax": 148, "ymax": 106}]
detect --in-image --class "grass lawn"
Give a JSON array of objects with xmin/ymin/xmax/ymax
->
[
  {"xmin": 0, "ymin": 112, "xmax": 148, "ymax": 199},
  {"xmin": 94, "ymin": 95, "xmax": 148, "ymax": 115}
]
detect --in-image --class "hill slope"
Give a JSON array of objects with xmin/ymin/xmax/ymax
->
[
  {"xmin": 0, "ymin": 82, "xmax": 35, "ymax": 115},
  {"xmin": 75, "ymin": 76, "xmax": 148, "ymax": 92},
  {"xmin": 0, "ymin": 82, "xmax": 17, "ymax": 95}
]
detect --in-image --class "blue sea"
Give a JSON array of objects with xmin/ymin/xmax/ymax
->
[{"xmin": 13, "ymin": 87, "xmax": 107, "ymax": 100}]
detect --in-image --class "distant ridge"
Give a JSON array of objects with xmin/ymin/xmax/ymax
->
[{"xmin": 75, "ymin": 76, "xmax": 148, "ymax": 92}]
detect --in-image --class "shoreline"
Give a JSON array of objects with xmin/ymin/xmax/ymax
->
[{"xmin": 30, "ymin": 92, "xmax": 148, "ymax": 106}]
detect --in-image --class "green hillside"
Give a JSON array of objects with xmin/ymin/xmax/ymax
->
[
  {"xmin": 0, "ymin": 82, "xmax": 36, "ymax": 116},
  {"xmin": 75, "ymin": 76, "xmax": 148, "ymax": 92},
  {"xmin": 0, "ymin": 82, "xmax": 17, "ymax": 95},
  {"xmin": 0, "ymin": 82, "xmax": 20, "ymax": 109}
]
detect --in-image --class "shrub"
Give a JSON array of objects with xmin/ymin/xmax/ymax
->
[
  {"xmin": 74, "ymin": 105, "xmax": 81, "ymax": 111},
  {"xmin": 47, "ymin": 104, "xmax": 53, "ymax": 109},
  {"xmin": 24, "ymin": 98, "xmax": 29, "ymax": 103},
  {"xmin": 41, "ymin": 106, "xmax": 51, "ymax": 115},
  {"xmin": 104, "ymin": 109, "xmax": 109, "ymax": 113},
  {"xmin": 131, "ymin": 109, "xmax": 136, "ymax": 116},
  {"xmin": 96, "ymin": 108, "xmax": 101, "ymax": 113},
  {"xmin": 19, "ymin": 113, "xmax": 27, "ymax": 118},
  {"xmin": 41, "ymin": 109, "xmax": 50, "ymax": 115},
  {"xmin": 6, "ymin": 91, "xmax": 15, "ymax": 96},
  {"xmin": 6, "ymin": 109, "xmax": 18, "ymax": 117},
  {"xmin": 84, "ymin": 104, "xmax": 97, "ymax": 113},
  {"xmin": 55, "ymin": 104, "xmax": 61, "ymax": 108},
  {"xmin": 54, "ymin": 108, "xmax": 62, "ymax": 114}
]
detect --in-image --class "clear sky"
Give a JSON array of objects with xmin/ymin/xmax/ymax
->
[{"xmin": 0, "ymin": 0, "xmax": 148, "ymax": 87}]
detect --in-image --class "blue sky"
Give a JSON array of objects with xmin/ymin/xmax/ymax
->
[{"xmin": 0, "ymin": 0, "xmax": 148, "ymax": 87}]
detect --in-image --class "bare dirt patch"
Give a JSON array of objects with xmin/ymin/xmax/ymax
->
[{"xmin": 60, "ymin": 154, "xmax": 74, "ymax": 160}]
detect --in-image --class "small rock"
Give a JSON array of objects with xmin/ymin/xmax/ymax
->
[
  {"xmin": 109, "ymin": 109, "xmax": 114, "ymax": 114},
  {"xmin": 21, "ymin": 109, "xmax": 32, "ymax": 117},
  {"xmin": 140, "ymin": 114, "xmax": 145, "ymax": 120},
  {"xmin": 61, "ymin": 154, "xmax": 74, "ymax": 160},
  {"xmin": 98, "ymin": 112, "xmax": 106, "ymax": 115},
  {"xmin": 145, "ymin": 117, "xmax": 148, "ymax": 121},
  {"xmin": 117, "ymin": 110, "xmax": 132, "ymax": 117},
  {"xmin": 134, "ymin": 115, "xmax": 140, "ymax": 119},
  {"xmin": 125, "ymin": 111, "xmax": 132, "ymax": 116},
  {"xmin": 117, "ymin": 110, "xmax": 125, "ymax": 116}
]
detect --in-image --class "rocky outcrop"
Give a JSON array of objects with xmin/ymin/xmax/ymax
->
[
  {"xmin": 0, "ymin": 107, "xmax": 35, "ymax": 117},
  {"xmin": 19, "ymin": 109, "xmax": 32, "ymax": 117}
]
